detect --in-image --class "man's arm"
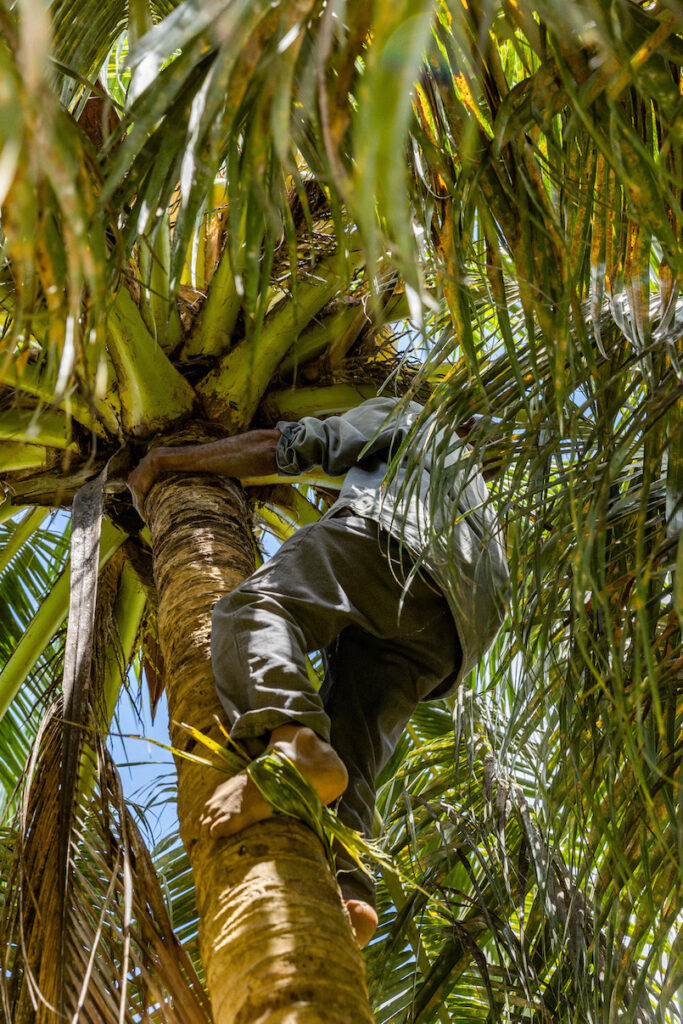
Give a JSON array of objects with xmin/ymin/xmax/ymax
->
[
  {"xmin": 128, "ymin": 429, "xmax": 281, "ymax": 515},
  {"xmin": 275, "ymin": 397, "xmax": 420, "ymax": 477}
]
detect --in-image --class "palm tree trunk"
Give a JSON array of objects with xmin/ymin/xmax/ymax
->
[{"xmin": 145, "ymin": 468, "xmax": 374, "ymax": 1024}]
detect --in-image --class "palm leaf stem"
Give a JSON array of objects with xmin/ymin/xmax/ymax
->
[
  {"xmin": 183, "ymin": 231, "xmax": 241, "ymax": 359},
  {"xmin": 144, "ymin": 219, "xmax": 184, "ymax": 352},
  {"xmin": 197, "ymin": 249, "xmax": 364, "ymax": 427},
  {"xmin": 261, "ymin": 382, "xmax": 378, "ymax": 421},
  {"xmin": 242, "ymin": 469, "xmax": 344, "ymax": 490},
  {"xmin": 0, "ymin": 442, "xmax": 49, "ymax": 472},
  {"xmin": 0, "ymin": 409, "xmax": 78, "ymax": 450},
  {"xmin": 107, "ymin": 286, "xmax": 195, "ymax": 435},
  {"xmin": 279, "ymin": 303, "xmax": 362, "ymax": 376},
  {"xmin": 0, "ymin": 358, "xmax": 107, "ymax": 437}
]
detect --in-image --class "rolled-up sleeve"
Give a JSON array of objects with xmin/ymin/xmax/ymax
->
[
  {"xmin": 275, "ymin": 420, "xmax": 319, "ymax": 475},
  {"xmin": 274, "ymin": 397, "xmax": 418, "ymax": 477}
]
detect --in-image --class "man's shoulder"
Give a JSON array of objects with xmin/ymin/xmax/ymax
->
[{"xmin": 356, "ymin": 395, "xmax": 424, "ymax": 419}]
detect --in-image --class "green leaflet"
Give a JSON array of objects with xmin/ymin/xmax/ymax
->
[{"xmin": 247, "ymin": 747, "xmax": 395, "ymax": 881}]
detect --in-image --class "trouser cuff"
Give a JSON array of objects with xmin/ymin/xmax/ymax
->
[{"xmin": 230, "ymin": 708, "xmax": 332, "ymax": 745}]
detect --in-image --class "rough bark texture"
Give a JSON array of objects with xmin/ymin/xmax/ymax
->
[{"xmin": 145, "ymin": 471, "xmax": 374, "ymax": 1024}]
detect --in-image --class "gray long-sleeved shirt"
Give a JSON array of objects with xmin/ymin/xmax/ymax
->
[{"xmin": 275, "ymin": 396, "xmax": 509, "ymax": 690}]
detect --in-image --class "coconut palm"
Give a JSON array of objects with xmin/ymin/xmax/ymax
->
[{"xmin": 0, "ymin": 0, "xmax": 681, "ymax": 1021}]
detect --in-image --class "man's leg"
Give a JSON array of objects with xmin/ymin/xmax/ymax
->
[
  {"xmin": 207, "ymin": 515, "xmax": 450, "ymax": 747},
  {"xmin": 201, "ymin": 514, "xmax": 459, "ymax": 941},
  {"xmin": 321, "ymin": 586, "xmax": 459, "ymax": 944},
  {"xmin": 202, "ymin": 520, "xmax": 356, "ymax": 837}
]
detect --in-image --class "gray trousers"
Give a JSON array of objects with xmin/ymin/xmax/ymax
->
[{"xmin": 211, "ymin": 512, "xmax": 461, "ymax": 905}]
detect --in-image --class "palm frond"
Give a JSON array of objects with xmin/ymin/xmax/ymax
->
[
  {"xmin": 385, "ymin": 276, "xmax": 681, "ymax": 1018},
  {"xmin": 368, "ymin": 692, "xmax": 680, "ymax": 1023},
  {"xmin": 0, "ymin": 512, "xmax": 70, "ymax": 817},
  {"xmin": 0, "ymin": 1, "xmax": 114, "ymax": 399},
  {"xmin": 0, "ymin": 707, "xmax": 212, "ymax": 1024}
]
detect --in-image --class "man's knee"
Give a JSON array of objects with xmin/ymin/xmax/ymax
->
[
  {"xmin": 211, "ymin": 587, "xmax": 251, "ymax": 666},
  {"xmin": 210, "ymin": 581, "xmax": 275, "ymax": 668},
  {"xmin": 212, "ymin": 582, "xmax": 255, "ymax": 630}
]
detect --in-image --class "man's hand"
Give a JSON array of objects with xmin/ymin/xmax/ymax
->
[{"xmin": 128, "ymin": 448, "xmax": 172, "ymax": 515}]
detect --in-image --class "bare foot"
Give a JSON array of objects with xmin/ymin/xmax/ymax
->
[
  {"xmin": 344, "ymin": 900, "xmax": 378, "ymax": 947},
  {"xmin": 200, "ymin": 725, "xmax": 348, "ymax": 837}
]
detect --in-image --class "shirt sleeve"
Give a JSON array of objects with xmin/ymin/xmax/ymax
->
[{"xmin": 274, "ymin": 397, "xmax": 419, "ymax": 477}]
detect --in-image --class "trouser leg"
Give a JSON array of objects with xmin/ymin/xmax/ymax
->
[
  {"xmin": 323, "ymin": 603, "xmax": 459, "ymax": 906},
  {"xmin": 211, "ymin": 520, "xmax": 347, "ymax": 743},
  {"xmin": 210, "ymin": 513, "xmax": 460, "ymax": 901}
]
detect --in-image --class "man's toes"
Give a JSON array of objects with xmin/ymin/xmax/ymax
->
[{"xmin": 343, "ymin": 899, "xmax": 378, "ymax": 947}]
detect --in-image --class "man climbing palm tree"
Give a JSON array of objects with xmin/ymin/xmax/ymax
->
[{"xmin": 128, "ymin": 396, "xmax": 509, "ymax": 946}]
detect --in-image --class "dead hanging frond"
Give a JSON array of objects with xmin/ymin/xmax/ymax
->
[
  {"xmin": 0, "ymin": 474, "xmax": 207, "ymax": 1023},
  {"xmin": 0, "ymin": 699, "xmax": 212, "ymax": 1024}
]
